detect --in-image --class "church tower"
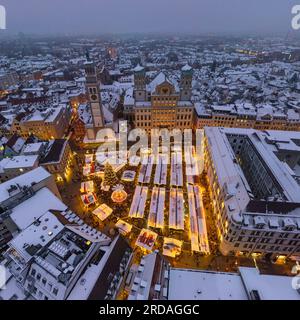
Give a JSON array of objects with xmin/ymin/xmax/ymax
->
[
  {"xmin": 180, "ymin": 64, "xmax": 193, "ymax": 101},
  {"xmin": 84, "ymin": 61, "xmax": 104, "ymax": 140},
  {"xmin": 134, "ymin": 64, "xmax": 146, "ymax": 102}
]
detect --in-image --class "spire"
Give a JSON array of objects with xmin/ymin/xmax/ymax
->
[
  {"xmin": 182, "ymin": 64, "xmax": 193, "ymax": 72},
  {"xmin": 86, "ymin": 49, "xmax": 91, "ymax": 62},
  {"xmin": 133, "ymin": 64, "xmax": 144, "ymax": 73}
]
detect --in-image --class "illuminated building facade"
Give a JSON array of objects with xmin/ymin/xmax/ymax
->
[
  {"xmin": 196, "ymin": 104, "xmax": 300, "ymax": 132},
  {"xmin": 124, "ymin": 65, "xmax": 195, "ymax": 132},
  {"xmin": 10, "ymin": 104, "xmax": 72, "ymax": 140},
  {"xmin": 204, "ymin": 127, "xmax": 300, "ymax": 261},
  {"xmin": 39, "ymin": 139, "xmax": 73, "ymax": 182}
]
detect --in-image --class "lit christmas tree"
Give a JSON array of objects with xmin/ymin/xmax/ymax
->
[{"xmin": 103, "ymin": 162, "xmax": 118, "ymax": 187}]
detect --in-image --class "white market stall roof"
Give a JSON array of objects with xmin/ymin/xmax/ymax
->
[
  {"xmin": 80, "ymin": 181, "xmax": 94, "ymax": 193},
  {"xmin": 81, "ymin": 192, "xmax": 97, "ymax": 207},
  {"xmin": 170, "ymin": 152, "xmax": 183, "ymax": 187},
  {"xmin": 188, "ymin": 185, "xmax": 210, "ymax": 254},
  {"xmin": 169, "ymin": 188, "xmax": 184, "ymax": 230},
  {"xmin": 93, "ymin": 204, "xmax": 113, "ymax": 221},
  {"xmin": 129, "ymin": 186, "xmax": 148, "ymax": 218},
  {"xmin": 122, "ymin": 170, "xmax": 136, "ymax": 182},
  {"xmin": 163, "ymin": 237, "xmax": 183, "ymax": 258},
  {"xmin": 135, "ymin": 228, "xmax": 158, "ymax": 251},
  {"xmin": 138, "ymin": 155, "xmax": 154, "ymax": 184},
  {"xmin": 154, "ymin": 154, "xmax": 168, "ymax": 185},
  {"xmin": 148, "ymin": 187, "xmax": 165, "ymax": 229},
  {"xmin": 115, "ymin": 219, "xmax": 133, "ymax": 235}
]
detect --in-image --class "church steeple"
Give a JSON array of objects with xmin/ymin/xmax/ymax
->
[
  {"xmin": 84, "ymin": 61, "xmax": 104, "ymax": 140},
  {"xmin": 134, "ymin": 64, "xmax": 146, "ymax": 102},
  {"xmin": 180, "ymin": 64, "xmax": 193, "ymax": 101},
  {"xmin": 85, "ymin": 49, "xmax": 91, "ymax": 62}
]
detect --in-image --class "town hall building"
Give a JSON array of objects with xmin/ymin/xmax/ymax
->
[{"xmin": 124, "ymin": 64, "xmax": 195, "ymax": 132}]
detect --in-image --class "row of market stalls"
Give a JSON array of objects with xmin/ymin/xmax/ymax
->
[
  {"xmin": 154, "ymin": 154, "xmax": 168, "ymax": 185},
  {"xmin": 185, "ymin": 146, "xmax": 200, "ymax": 185},
  {"xmin": 126, "ymin": 146, "xmax": 209, "ymax": 257},
  {"xmin": 137, "ymin": 150, "xmax": 185, "ymax": 186},
  {"xmin": 138, "ymin": 155, "xmax": 155, "ymax": 184},
  {"xmin": 135, "ymin": 229, "xmax": 183, "ymax": 258},
  {"xmin": 80, "ymin": 181, "xmax": 97, "ymax": 207},
  {"xmin": 115, "ymin": 223, "xmax": 183, "ymax": 258},
  {"xmin": 169, "ymin": 188, "xmax": 184, "ymax": 230},
  {"xmin": 148, "ymin": 187, "xmax": 165, "ymax": 229},
  {"xmin": 170, "ymin": 152, "xmax": 183, "ymax": 187},
  {"xmin": 129, "ymin": 186, "xmax": 149, "ymax": 218},
  {"xmin": 187, "ymin": 185, "xmax": 210, "ymax": 254},
  {"xmin": 80, "ymin": 180, "xmax": 115, "ymax": 222},
  {"xmin": 79, "ymin": 146, "xmax": 207, "ymax": 259},
  {"xmin": 129, "ymin": 185, "xmax": 185, "ymax": 232},
  {"xmin": 138, "ymin": 151, "xmax": 184, "ymax": 187}
]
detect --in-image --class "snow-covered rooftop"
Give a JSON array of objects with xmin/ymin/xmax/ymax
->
[
  {"xmin": 168, "ymin": 268, "xmax": 248, "ymax": 300},
  {"xmin": 10, "ymin": 187, "xmax": 67, "ymax": 230},
  {"xmin": 168, "ymin": 267, "xmax": 300, "ymax": 300},
  {"xmin": 0, "ymin": 167, "xmax": 51, "ymax": 204}
]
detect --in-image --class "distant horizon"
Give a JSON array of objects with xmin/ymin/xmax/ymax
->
[
  {"xmin": 0, "ymin": 0, "xmax": 299, "ymax": 36},
  {"xmin": 0, "ymin": 30, "xmax": 299, "ymax": 39}
]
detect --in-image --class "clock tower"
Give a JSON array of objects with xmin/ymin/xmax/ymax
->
[
  {"xmin": 180, "ymin": 64, "xmax": 193, "ymax": 101},
  {"xmin": 134, "ymin": 64, "xmax": 146, "ymax": 102},
  {"xmin": 84, "ymin": 61, "xmax": 104, "ymax": 140}
]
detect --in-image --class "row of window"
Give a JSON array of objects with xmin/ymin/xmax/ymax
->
[
  {"xmin": 153, "ymin": 97, "xmax": 177, "ymax": 102},
  {"xmin": 227, "ymin": 226, "xmax": 300, "ymax": 240},
  {"xmin": 234, "ymin": 242, "xmax": 296, "ymax": 253},
  {"xmin": 30, "ymin": 268, "xmax": 59, "ymax": 297},
  {"xmin": 198, "ymin": 117, "xmax": 300, "ymax": 128}
]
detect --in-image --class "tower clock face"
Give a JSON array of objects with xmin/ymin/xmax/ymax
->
[{"xmin": 91, "ymin": 94, "xmax": 98, "ymax": 101}]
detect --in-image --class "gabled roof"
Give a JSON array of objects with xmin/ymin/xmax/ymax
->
[
  {"xmin": 40, "ymin": 139, "xmax": 67, "ymax": 164},
  {"xmin": 5, "ymin": 134, "xmax": 25, "ymax": 152},
  {"xmin": 0, "ymin": 113, "xmax": 8, "ymax": 124},
  {"xmin": 14, "ymin": 112, "xmax": 29, "ymax": 122},
  {"xmin": 182, "ymin": 64, "xmax": 193, "ymax": 72},
  {"xmin": 147, "ymin": 72, "xmax": 175, "ymax": 94}
]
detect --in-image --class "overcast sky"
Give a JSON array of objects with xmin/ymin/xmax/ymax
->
[{"xmin": 1, "ymin": 0, "xmax": 299, "ymax": 35}]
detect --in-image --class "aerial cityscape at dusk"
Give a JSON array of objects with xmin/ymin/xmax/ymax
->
[{"xmin": 1, "ymin": 0, "xmax": 300, "ymax": 307}]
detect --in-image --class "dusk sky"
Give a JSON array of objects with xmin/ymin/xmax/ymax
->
[{"xmin": 1, "ymin": 0, "xmax": 299, "ymax": 35}]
